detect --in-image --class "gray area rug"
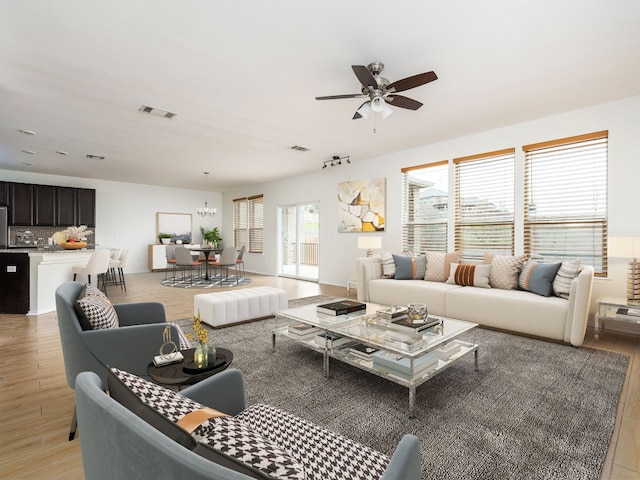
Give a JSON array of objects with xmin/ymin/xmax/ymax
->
[
  {"xmin": 172, "ymin": 296, "xmax": 629, "ymax": 480},
  {"xmin": 161, "ymin": 274, "xmax": 251, "ymax": 289}
]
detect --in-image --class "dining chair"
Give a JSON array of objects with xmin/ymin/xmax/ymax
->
[
  {"xmin": 71, "ymin": 249, "xmax": 111, "ymax": 294},
  {"xmin": 209, "ymin": 246, "xmax": 239, "ymax": 285},
  {"xmin": 173, "ymin": 246, "xmax": 203, "ymax": 285},
  {"xmin": 235, "ymin": 245, "xmax": 246, "ymax": 279},
  {"xmin": 164, "ymin": 245, "xmax": 177, "ymax": 281}
]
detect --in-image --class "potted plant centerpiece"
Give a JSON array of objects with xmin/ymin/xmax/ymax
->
[
  {"xmin": 158, "ymin": 232, "xmax": 173, "ymax": 245},
  {"xmin": 199, "ymin": 226, "xmax": 222, "ymax": 248}
]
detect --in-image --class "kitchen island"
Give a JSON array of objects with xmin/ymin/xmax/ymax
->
[{"xmin": 0, "ymin": 249, "xmax": 95, "ymax": 315}]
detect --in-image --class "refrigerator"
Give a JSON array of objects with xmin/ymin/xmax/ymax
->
[{"xmin": 0, "ymin": 206, "xmax": 7, "ymax": 248}]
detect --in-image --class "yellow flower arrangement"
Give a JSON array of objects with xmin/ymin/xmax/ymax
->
[{"xmin": 185, "ymin": 311, "xmax": 208, "ymax": 345}]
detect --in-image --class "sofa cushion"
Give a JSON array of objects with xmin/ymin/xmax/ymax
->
[
  {"xmin": 393, "ymin": 253, "xmax": 426, "ymax": 280},
  {"xmin": 237, "ymin": 403, "xmax": 390, "ymax": 480},
  {"xmin": 425, "ymin": 251, "xmax": 460, "ymax": 282},
  {"xmin": 519, "ymin": 260, "xmax": 562, "ymax": 297},
  {"xmin": 74, "ymin": 293, "xmax": 120, "ymax": 330},
  {"xmin": 485, "ymin": 253, "xmax": 526, "ymax": 290},
  {"xmin": 108, "ymin": 368, "xmax": 305, "ymax": 480},
  {"xmin": 446, "ymin": 263, "xmax": 492, "ymax": 288},
  {"xmin": 380, "ymin": 252, "xmax": 396, "ymax": 278},
  {"xmin": 553, "ymin": 259, "xmax": 582, "ymax": 299}
]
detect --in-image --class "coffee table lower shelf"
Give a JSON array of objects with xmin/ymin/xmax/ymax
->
[{"xmin": 272, "ymin": 327, "xmax": 478, "ymax": 417}]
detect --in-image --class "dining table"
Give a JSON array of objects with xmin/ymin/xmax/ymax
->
[{"xmin": 189, "ymin": 247, "xmax": 222, "ymax": 281}]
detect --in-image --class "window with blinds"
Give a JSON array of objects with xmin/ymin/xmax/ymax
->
[
  {"xmin": 523, "ymin": 131, "xmax": 608, "ymax": 275},
  {"xmin": 401, "ymin": 161, "xmax": 448, "ymax": 253},
  {"xmin": 233, "ymin": 194, "xmax": 264, "ymax": 253},
  {"xmin": 454, "ymin": 148, "xmax": 515, "ymax": 260}
]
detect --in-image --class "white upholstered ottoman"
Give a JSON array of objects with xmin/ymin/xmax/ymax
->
[{"xmin": 194, "ymin": 287, "xmax": 288, "ymax": 328}]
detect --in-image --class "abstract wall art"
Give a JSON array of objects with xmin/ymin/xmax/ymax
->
[{"xmin": 337, "ymin": 177, "xmax": 385, "ymax": 232}]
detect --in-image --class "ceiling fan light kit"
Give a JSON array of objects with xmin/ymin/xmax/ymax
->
[{"xmin": 316, "ymin": 61, "xmax": 437, "ymax": 123}]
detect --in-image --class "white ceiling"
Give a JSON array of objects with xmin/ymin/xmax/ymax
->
[{"xmin": 1, "ymin": 0, "xmax": 639, "ymax": 192}]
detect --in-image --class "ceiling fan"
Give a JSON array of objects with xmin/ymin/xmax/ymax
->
[{"xmin": 315, "ymin": 62, "xmax": 437, "ymax": 120}]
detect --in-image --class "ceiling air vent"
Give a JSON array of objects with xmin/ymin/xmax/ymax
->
[
  {"xmin": 139, "ymin": 105, "xmax": 177, "ymax": 119},
  {"xmin": 86, "ymin": 154, "xmax": 105, "ymax": 160},
  {"xmin": 288, "ymin": 145, "xmax": 310, "ymax": 152}
]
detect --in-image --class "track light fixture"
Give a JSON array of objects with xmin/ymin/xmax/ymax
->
[{"xmin": 322, "ymin": 155, "xmax": 351, "ymax": 169}]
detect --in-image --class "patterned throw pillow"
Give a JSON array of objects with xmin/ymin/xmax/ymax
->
[
  {"xmin": 425, "ymin": 251, "xmax": 460, "ymax": 282},
  {"xmin": 518, "ymin": 260, "xmax": 562, "ymax": 297},
  {"xmin": 237, "ymin": 404, "xmax": 390, "ymax": 480},
  {"xmin": 392, "ymin": 253, "xmax": 426, "ymax": 280},
  {"xmin": 110, "ymin": 368, "xmax": 306, "ymax": 480},
  {"xmin": 485, "ymin": 253, "xmax": 526, "ymax": 290},
  {"xmin": 552, "ymin": 259, "xmax": 583, "ymax": 299},
  {"xmin": 84, "ymin": 283, "xmax": 107, "ymax": 298},
  {"xmin": 74, "ymin": 294, "xmax": 119, "ymax": 330},
  {"xmin": 446, "ymin": 263, "xmax": 492, "ymax": 288},
  {"xmin": 380, "ymin": 252, "xmax": 396, "ymax": 278}
]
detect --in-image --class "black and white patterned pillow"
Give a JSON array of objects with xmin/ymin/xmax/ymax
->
[
  {"xmin": 237, "ymin": 404, "xmax": 390, "ymax": 480},
  {"xmin": 75, "ymin": 294, "xmax": 119, "ymax": 329},
  {"xmin": 84, "ymin": 283, "xmax": 107, "ymax": 298},
  {"xmin": 110, "ymin": 368, "xmax": 305, "ymax": 480}
]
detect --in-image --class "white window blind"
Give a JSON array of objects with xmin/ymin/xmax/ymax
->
[
  {"xmin": 401, "ymin": 161, "xmax": 448, "ymax": 253},
  {"xmin": 523, "ymin": 131, "xmax": 608, "ymax": 275},
  {"xmin": 454, "ymin": 148, "xmax": 515, "ymax": 260},
  {"xmin": 233, "ymin": 194, "xmax": 264, "ymax": 253}
]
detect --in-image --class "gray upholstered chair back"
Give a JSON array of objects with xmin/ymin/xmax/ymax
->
[
  {"xmin": 218, "ymin": 246, "xmax": 239, "ymax": 265},
  {"xmin": 55, "ymin": 281, "xmax": 102, "ymax": 390},
  {"xmin": 174, "ymin": 245, "xmax": 196, "ymax": 266}
]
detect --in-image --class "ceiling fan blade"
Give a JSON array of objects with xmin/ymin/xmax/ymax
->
[
  {"xmin": 386, "ymin": 71, "xmax": 437, "ymax": 93},
  {"xmin": 352, "ymin": 65, "xmax": 378, "ymax": 89},
  {"xmin": 386, "ymin": 94, "xmax": 423, "ymax": 110},
  {"xmin": 352, "ymin": 101, "xmax": 369, "ymax": 119},
  {"xmin": 315, "ymin": 94, "xmax": 365, "ymax": 100}
]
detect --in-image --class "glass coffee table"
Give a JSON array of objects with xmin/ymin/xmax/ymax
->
[{"xmin": 273, "ymin": 302, "xmax": 478, "ymax": 416}]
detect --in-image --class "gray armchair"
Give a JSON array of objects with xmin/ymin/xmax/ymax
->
[{"xmin": 55, "ymin": 280, "xmax": 183, "ymax": 440}]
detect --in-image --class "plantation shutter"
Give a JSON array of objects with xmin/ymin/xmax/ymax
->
[
  {"xmin": 401, "ymin": 161, "xmax": 448, "ymax": 253},
  {"xmin": 248, "ymin": 194, "xmax": 264, "ymax": 253},
  {"xmin": 454, "ymin": 148, "xmax": 515, "ymax": 260},
  {"xmin": 523, "ymin": 131, "xmax": 608, "ymax": 275}
]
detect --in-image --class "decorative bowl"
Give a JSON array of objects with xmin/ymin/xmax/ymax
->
[{"xmin": 61, "ymin": 241, "xmax": 87, "ymax": 250}]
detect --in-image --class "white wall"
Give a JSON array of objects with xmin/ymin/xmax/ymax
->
[
  {"xmin": 3, "ymin": 94, "xmax": 638, "ymax": 318},
  {"xmin": 0, "ymin": 171, "xmax": 222, "ymax": 273},
  {"xmin": 224, "ymin": 95, "xmax": 640, "ymax": 319}
]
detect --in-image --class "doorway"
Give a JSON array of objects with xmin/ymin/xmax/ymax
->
[{"xmin": 278, "ymin": 202, "xmax": 319, "ymax": 281}]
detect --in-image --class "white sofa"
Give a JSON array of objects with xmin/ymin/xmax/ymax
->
[{"xmin": 355, "ymin": 257, "xmax": 594, "ymax": 347}]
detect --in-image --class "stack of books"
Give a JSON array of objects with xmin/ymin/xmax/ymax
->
[
  {"xmin": 316, "ymin": 300, "xmax": 366, "ymax": 316},
  {"xmin": 314, "ymin": 332, "xmax": 352, "ymax": 349},
  {"xmin": 372, "ymin": 350, "xmax": 441, "ymax": 378},
  {"xmin": 348, "ymin": 343, "xmax": 380, "ymax": 361},
  {"xmin": 375, "ymin": 306, "xmax": 408, "ymax": 322},
  {"xmin": 288, "ymin": 323, "xmax": 321, "ymax": 340},
  {"xmin": 392, "ymin": 314, "xmax": 442, "ymax": 332}
]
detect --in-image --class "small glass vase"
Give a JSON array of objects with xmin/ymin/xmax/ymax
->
[{"xmin": 194, "ymin": 341, "xmax": 209, "ymax": 369}]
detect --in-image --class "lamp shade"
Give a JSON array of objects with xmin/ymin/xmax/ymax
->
[
  {"xmin": 358, "ymin": 236, "xmax": 382, "ymax": 250},
  {"xmin": 609, "ymin": 237, "xmax": 640, "ymax": 259}
]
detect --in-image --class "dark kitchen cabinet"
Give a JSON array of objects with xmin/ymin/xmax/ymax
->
[
  {"xmin": 56, "ymin": 187, "xmax": 76, "ymax": 226},
  {"xmin": 0, "ymin": 253, "xmax": 30, "ymax": 313},
  {"xmin": 9, "ymin": 183, "xmax": 33, "ymax": 225},
  {"xmin": 0, "ymin": 182, "xmax": 8, "ymax": 207},
  {"xmin": 34, "ymin": 185, "xmax": 57, "ymax": 226},
  {"xmin": 76, "ymin": 188, "xmax": 96, "ymax": 227}
]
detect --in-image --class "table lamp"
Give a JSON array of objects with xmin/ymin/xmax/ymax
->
[
  {"xmin": 358, "ymin": 236, "xmax": 382, "ymax": 257},
  {"xmin": 608, "ymin": 237, "xmax": 640, "ymax": 305}
]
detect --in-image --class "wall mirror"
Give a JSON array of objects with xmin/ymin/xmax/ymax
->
[{"xmin": 156, "ymin": 212, "xmax": 192, "ymax": 243}]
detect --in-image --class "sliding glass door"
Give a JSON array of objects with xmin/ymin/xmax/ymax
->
[{"xmin": 278, "ymin": 202, "xmax": 319, "ymax": 281}]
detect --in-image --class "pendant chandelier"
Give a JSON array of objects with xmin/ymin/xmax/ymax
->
[{"xmin": 197, "ymin": 171, "xmax": 216, "ymax": 217}]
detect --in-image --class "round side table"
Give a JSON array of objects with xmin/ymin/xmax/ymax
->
[{"xmin": 147, "ymin": 347, "xmax": 233, "ymax": 387}]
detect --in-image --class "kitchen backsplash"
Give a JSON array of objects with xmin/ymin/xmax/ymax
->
[{"xmin": 7, "ymin": 226, "xmax": 96, "ymax": 246}]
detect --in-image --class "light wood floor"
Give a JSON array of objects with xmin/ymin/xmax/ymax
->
[{"xmin": 0, "ymin": 272, "xmax": 638, "ymax": 479}]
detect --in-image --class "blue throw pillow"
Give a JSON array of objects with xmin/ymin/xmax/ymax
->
[
  {"xmin": 392, "ymin": 253, "xmax": 426, "ymax": 280},
  {"xmin": 518, "ymin": 260, "xmax": 562, "ymax": 297}
]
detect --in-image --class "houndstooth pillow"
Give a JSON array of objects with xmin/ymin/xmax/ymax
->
[
  {"xmin": 84, "ymin": 283, "xmax": 107, "ymax": 298},
  {"xmin": 237, "ymin": 403, "xmax": 390, "ymax": 480},
  {"xmin": 75, "ymin": 294, "xmax": 119, "ymax": 329},
  {"xmin": 110, "ymin": 368, "xmax": 305, "ymax": 480}
]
